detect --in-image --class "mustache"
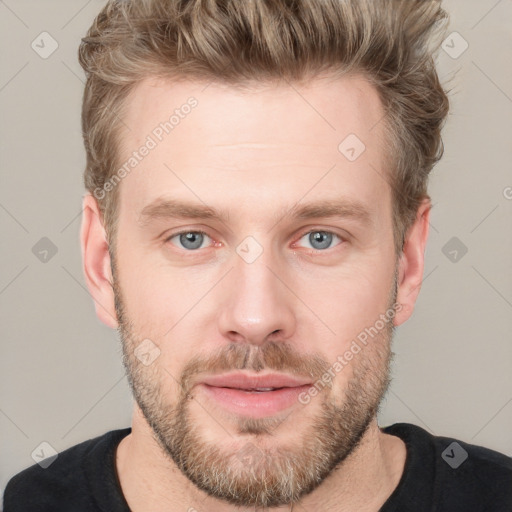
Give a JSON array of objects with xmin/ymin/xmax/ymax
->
[{"xmin": 177, "ymin": 341, "xmax": 331, "ymax": 397}]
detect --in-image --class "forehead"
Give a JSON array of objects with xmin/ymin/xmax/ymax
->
[
  {"xmin": 121, "ymin": 73, "xmax": 385, "ymax": 150},
  {"xmin": 115, "ymin": 73, "xmax": 390, "ymax": 224}
]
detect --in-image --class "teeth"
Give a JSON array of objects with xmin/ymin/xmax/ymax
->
[{"xmin": 236, "ymin": 387, "xmax": 276, "ymax": 391}]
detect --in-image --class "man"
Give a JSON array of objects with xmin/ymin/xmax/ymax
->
[{"xmin": 4, "ymin": 0, "xmax": 511, "ymax": 510}]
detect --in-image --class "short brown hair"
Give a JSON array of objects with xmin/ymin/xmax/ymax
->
[{"xmin": 79, "ymin": 0, "xmax": 450, "ymax": 255}]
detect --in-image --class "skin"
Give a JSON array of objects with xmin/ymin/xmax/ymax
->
[{"xmin": 81, "ymin": 73, "xmax": 430, "ymax": 511}]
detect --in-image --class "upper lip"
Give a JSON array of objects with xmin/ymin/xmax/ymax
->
[{"xmin": 200, "ymin": 372, "xmax": 312, "ymax": 390}]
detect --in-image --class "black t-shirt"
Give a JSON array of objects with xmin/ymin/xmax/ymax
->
[{"xmin": 3, "ymin": 422, "xmax": 512, "ymax": 511}]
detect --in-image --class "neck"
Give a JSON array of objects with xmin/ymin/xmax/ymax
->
[{"xmin": 115, "ymin": 406, "xmax": 406, "ymax": 512}]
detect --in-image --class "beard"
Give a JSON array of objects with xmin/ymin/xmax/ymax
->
[{"xmin": 112, "ymin": 256, "xmax": 398, "ymax": 508}]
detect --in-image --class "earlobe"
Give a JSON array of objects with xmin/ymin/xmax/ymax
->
[
  {"xmin": 80, "ymin": 194, "xmax": 119, "ymax": 329},
  {"xmin": 393, "ymin": 199, "xmax": 431, "ymax": 327}
]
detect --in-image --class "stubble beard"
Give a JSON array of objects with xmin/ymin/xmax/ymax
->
[{"xmin": 112, "ymin": 257, "xmax": 398, "ymax": 508}]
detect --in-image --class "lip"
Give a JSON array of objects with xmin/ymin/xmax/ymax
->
[
  {"xmin": 198, "ymin": 383, "xmax": 311, "ymax": 418},
  {"xmin": 200, "ymin": 372, "xmax": 312, "ymax": 390},
  {"xmin": 196, "ymin": 372, "xmax": 312, "ymax": 418}
]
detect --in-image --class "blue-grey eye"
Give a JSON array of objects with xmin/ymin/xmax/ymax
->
[
  {"xmin": 300, "ymin": 231, "xmax": 341, "ymax": 251},
  {"xmin": 169, "ymin": 231, "xmax": 210, "ymax": 250}
]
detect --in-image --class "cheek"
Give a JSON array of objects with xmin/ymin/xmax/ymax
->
[
  {"xmin": 115, "ymin": 260, "xmax": 209, "ymax": 366},
  {"xmin": 121, "ymin": 274, "xmax": 171, "ymax": 327},
  {"xmin": 290, "ymin": 274, "xmax": 394, "ymax": 387},
  {"xmin": 301, "ymin": 264, "xmax": 395, "ymax": 340},
  {"xmin": 115, "ymin": 242, "xmax": 183, "ymax": 323}
]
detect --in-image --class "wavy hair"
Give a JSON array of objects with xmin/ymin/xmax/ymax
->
[{"xmin": 79, "ymin": 0, "xmax": 450, "ymax": 254}]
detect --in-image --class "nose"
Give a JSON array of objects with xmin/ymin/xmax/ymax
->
[{"xmin": 217, "ymin": 243, "xmax": 297, "ymax": 346}]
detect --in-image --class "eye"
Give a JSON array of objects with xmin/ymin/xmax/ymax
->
[
  {"xmin": 166, "ymin": 230, "xmax": 212, "ymax": 251},
  {"xmin": 165, "ymin": 229, "xmax": 343, "ymax": 253},
  {"xmin": 296, "ymin": 230, "xmax": 343, "ymax": 251}
]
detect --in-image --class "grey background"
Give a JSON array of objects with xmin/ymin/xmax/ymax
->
[{"xmin": 1, "ymin": 0, "xmax": 511, "ymax": 502}]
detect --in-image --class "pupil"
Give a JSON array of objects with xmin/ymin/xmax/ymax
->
[
  {"xmin": 180, "ymin": 232, "xmax": 203, "ymax": 249},
  {"xmin": 310, "ymin": 231, "xmax": 332, "ymax": 250}
]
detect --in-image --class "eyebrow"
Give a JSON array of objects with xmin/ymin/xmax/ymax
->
[{"xmin": 138, "ymin": 197, "xmax": 373, "ymax": 228}]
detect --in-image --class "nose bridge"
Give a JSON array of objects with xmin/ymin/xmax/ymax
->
[{"xmin": 217, "ymin": 238, "xmax": 296, "ymax": 344}]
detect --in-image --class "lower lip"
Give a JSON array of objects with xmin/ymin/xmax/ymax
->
[{"xmin": 198, "ymin": 384, "xmax": 311, "ymax": 418}]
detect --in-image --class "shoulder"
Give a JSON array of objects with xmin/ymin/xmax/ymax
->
[
  {"xmin": 384, "ymin": 422, "xmax": 512, "ymax": 511},
  {"xmin": 3, "ymin": 428, "xmax": 130, "ymax": 512},
  {"xmin": 433, "ymin": 430, "xmax": 512, "ymax": 510}
]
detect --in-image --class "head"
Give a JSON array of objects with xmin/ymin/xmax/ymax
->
[{"xmin": 79, "ymin": 0, "xmax": 449, "ymax": 507}]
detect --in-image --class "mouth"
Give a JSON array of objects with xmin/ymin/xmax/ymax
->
[
  {"xmin": 197, "ymin": 372, "xmax": 312, "ymax": 418},
  {"xmin": 226, "ymin": 387, "xmax": 285, "ymax": 392}
]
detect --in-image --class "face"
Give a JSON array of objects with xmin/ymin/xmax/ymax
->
[{"xmin": 110, "ymin": 74, "xmax": 401, "ymax": 508}]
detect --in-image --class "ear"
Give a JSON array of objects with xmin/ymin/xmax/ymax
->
[
  {"xmin": 393, "ymin": 199, "xmax": 431, "ymax": 327},
  {"xmin": 80, "ymin": 194, "xmax": 118, "ymax": 329}
]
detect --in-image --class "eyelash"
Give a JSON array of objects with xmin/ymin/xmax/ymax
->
[{"xmin": 164, "ymin": 228, "xmax": 345, "ymax": 254}]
